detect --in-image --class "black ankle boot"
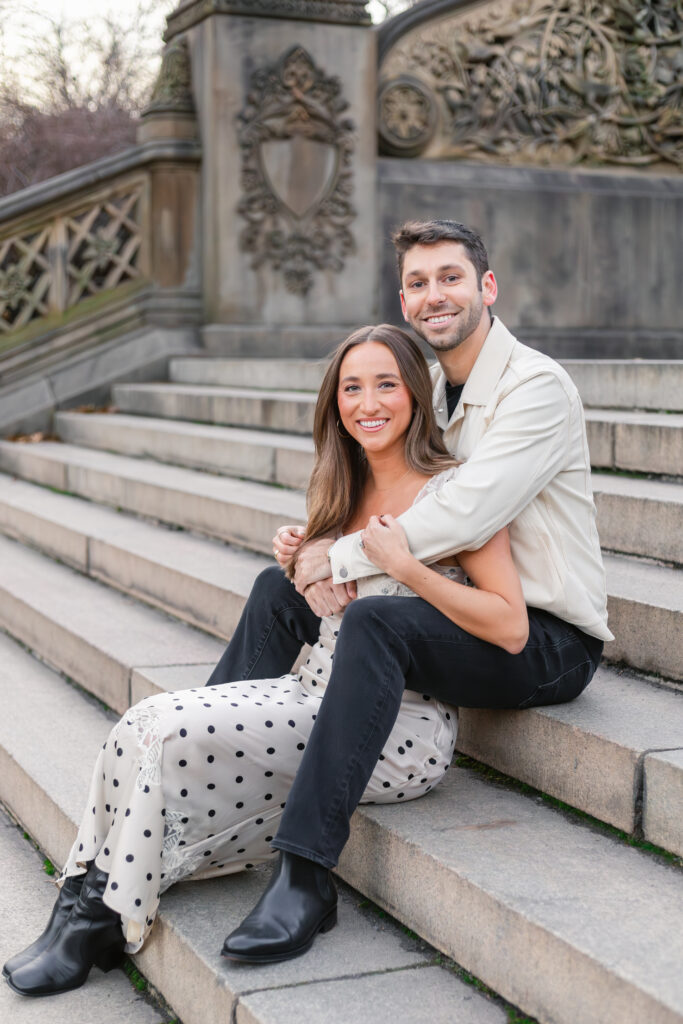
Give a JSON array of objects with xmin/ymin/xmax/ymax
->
[
  {"xmin": 3, "ymin": 872, "xmax": 87, "ymax": 979},
  {"xmin": 6, "ymin": 864, "xmax": 125, "ymax": 997},
  {"xmin": 222, "ymin": 851, "xmax": 337, "ymax": 964}
]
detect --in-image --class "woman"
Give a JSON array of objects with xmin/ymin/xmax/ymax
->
[{"xmin": 5, "ymin": 325, "xmax": 527, "ymax": 995}]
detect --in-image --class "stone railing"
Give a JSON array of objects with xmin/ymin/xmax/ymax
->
[{"xmin": 0, "ymin": 134, "xmax": 202, "ymax": 360}]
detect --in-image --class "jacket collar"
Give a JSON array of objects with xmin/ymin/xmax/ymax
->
[{"xmin": 432, "ymin": 317, "xmax": 517, "ymax": 428}]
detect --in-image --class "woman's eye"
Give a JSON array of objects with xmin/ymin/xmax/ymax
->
[{"xmin": 379, "ymin": 382, "xmax": 397, "ymax": 390}]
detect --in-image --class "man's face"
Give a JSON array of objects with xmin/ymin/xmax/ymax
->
[{"xmin": 399, "ymin": 242, "xmax": 496, "ymax": 353}]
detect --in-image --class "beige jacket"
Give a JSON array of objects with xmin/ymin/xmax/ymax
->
[{"xmin": 330, "ymin": 317, "xmax": 613, "ymax": 642}]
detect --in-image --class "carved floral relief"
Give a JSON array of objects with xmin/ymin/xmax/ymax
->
[
  {"xmin": 237, "ymin": 46, "xmax": 356, "ymax": 295},
  {"xmin": 379, "ymin": 0, "xmax": 683, "ymax": 170}
]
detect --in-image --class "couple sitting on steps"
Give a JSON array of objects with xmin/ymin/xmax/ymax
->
[{"xmin": 5, "ymin": 219, "xmax": 611, "ymax": 997}]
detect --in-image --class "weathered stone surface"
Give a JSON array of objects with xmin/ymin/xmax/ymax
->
[
  {"xmin": 592, "ymin": 473, "xmax": 683, "ymax": 565},
  {"xmin": 604, "ymin": 553, "xmax": 683, "ymax": 681},
  {"xmin": 236, "ymin": 965, "xmax": 507, "ymax": 1024},
  {"xmin": 561, "ymin": 360, "xmax": 683, "ymax": 413},
  {"xmin": 169, "ymin": 357, "xmax": 325, "ymax": 392},
  {"xmin": 55, "ymin": 412, "xmax": 315, "ymax": 489},
  {"xmin": 643, "ymin": 749, "xmax": 683, "ymax": 859},
  {"xmin": 586, "ymin": 410, "xmax": 683, "ymax": 476},
  {"xmin": 457, "ymin": 666, "xmax": 683, "ymax": 835},
  {"xmin": 0, "ymin": 441, "xmax": 307, "ymax": 553},
  {"xmin": 0, "ymin": 533, "xmax": 224, "ymax": 712},
  {"xmin": 113, "ymin": 382, "xmax": 317, "ymax": 435},
  {"xmin": 339, "ymin": 765, "xmax": 683, "ymax": 1024}
]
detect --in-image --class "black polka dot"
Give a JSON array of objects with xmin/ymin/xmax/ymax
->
[
  {"xmin": 104, "ymin": 847, "xmax": 110, "ymax": 856},
  {"xmin": 135, "ymin": 898, "xmax": 142, "ymax": 906},
  {"xmin": 126, "ymin": 854, "xmax": 134, "ymax": 862},
  {"xmin": 207, "ymin": 783, "xmax": 216, "ymax": 790},
  {"xmin": 78, "ymin": 843, "xmax": 83, "ymax": 851},
  {"xmin": 111, "ymin": 882, "xmax": 118, "ymax": 890},
  {"xmin": 397, "ymin": 792, "xmax": 404, "ymax": 799},
  {"xmin": 146, "ymin": 873, "xmax": 153, "ymax": 881},
  {"xmin": 180, "ymin": 789, "xmax": 188, "ymax": 797},
  {"xmin": 382, "ymin": 781, "xmax": 391, "ymax": 788},
  {"xmin": 255, "ymin": 818, "xmax": 263, "ymax": 825},
  {"xmin": 288, "ymin": 720, "xmax": 295, "ymax": 727},
  {"xmin": 179, "ymin": 759, "xmax": 187, "ymax": 767},
  {"xmin": 143, "ymin": 786, "xmax": 150, "ymax": 794},
  {"xmin": 429, "ymin": 758, "xmax": 437, "ymax": 765},
  {"xmin": 105, "ymin": 804, "xmax": 110, "ymax": 812},
  {"xmin": 297, "ymin": 742, "xmax": 305, "ymax": 751},
  {"xmin": 267, "ymin": 747, "xmax": 275, "ymax": 755},
  {"xmin": 265, "ymin": 721, "xmax": 273, "ymax": 728},
  {"xmin": 208, "ymin": 809, "xmax": 216, "ymax": 817},
  {"xmin": 144, "ymin": 829, "xmax": 151, "ymax": 838},
  {"xmin": 207, "ymin": 755, "xmax": 215, "ymax": 763},
  {"xmin": 235, "ymin": 751, "xmax": 244, "ymax": 758},
  {"xmin": 236, "ymin": 776, "xmax": 243, "ymax": 784},
  {"xmin": 236, "ymin": 801, "xmax": 244, "ymax": 809},
  {"xmin": 126, "ymin": 808, "xmax": 131, "ymax": 816},
  {"xmin": 406, "ymin": 740, "xmax": 413, "ymax": 748},
  {"xmin": 117, "ymin": 748, "xmax": 123, "ymax": 756},
  {"xmin": 264, "ymin": 770, "xmax": 273, "ymax": 778},
  {"xmin": 236, "ymin": 724, "xmax": 244, "ymax": 731},
  {"xmin": 113, "ymin": 779, "xmax": 119, "ymax": 787},
  {"xmin": 264, "ymin": 793, "xmax": 272, "ymax": 800},
  {"xmin": 175, "ymin": 706, "xmax": 183, "ymax": 711},
  {"xmin": 208, "ymin": 725, "xmax": 215, "ymax": 734},
  {"xmin": 179, "ymin": 729, "xmax": 187, "ymax": 738},
  {"xmin": 398, "ymin": 746, "xmax": 405, "ymax": 755}
]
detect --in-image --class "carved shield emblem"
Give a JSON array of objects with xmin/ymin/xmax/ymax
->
[{"xmin": 260, "ymin": 136, "xmax": 338, "ymax": 221}]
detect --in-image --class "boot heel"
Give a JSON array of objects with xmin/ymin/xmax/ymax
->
[
  {"xmin": 319, "ymin": 907, "xmax": 337, "ymax": 934},
  {"xmin": 94, "ymin": 943, "xmax": 124, "ymax": 973}
]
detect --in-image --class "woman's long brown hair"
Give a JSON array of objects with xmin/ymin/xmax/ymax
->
[{"xmin": 286, "ymin": 324, "xmax": 457, "ymax": 579}]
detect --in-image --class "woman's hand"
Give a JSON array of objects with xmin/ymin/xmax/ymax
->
[
  {"xmin": 360, "ymin": 514, "xmax": 415, "ymax": 581},
  {"xmin": 272, "ymin": 525, "xmax": 305, "ymax": 568}
]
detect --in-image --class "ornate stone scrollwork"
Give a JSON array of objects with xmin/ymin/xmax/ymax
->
[
  {"xmin": 237, "ymin": 46, "xmax": 356, "ymax": 296},
  {"xmin": 379, "ymin": 0, "xmax": 683, "ymax": 170}
]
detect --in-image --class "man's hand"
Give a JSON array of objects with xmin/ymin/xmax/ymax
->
[
  {"xmin": 293, "ymin": 536, "xmax": 336, "ymax": 594},
  {"xmin": 272, "ymin": 525, "xmax": 305, "ymax": 568},
  {"xmin": 303, "ymin": 578, "xmax": 357, "ymax": 617}
]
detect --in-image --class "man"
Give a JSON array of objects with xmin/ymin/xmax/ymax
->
[{"xmin": 215, "ymin": 219, "xmax": 613, "ymax": 963}]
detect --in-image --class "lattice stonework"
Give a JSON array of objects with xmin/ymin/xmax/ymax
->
[
  {"xmin": 65, "ymin": 189, "xmax": 142, "ymax": 308},
  {"xmin": 0, "ymin": 184, "xmax": 144, "ymax": 336},
  {"xmin": 0, "ymin": 227, "xmax": 52, "ymax": 333}
]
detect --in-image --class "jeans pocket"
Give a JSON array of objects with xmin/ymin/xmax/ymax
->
[{"xmin": 517, "ymin": 659, "xmax": 593, "ymax": 710}]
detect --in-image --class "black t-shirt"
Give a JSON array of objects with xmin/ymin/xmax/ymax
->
[{"xmin": 445, "ymin": 381, "xmax": 464, "ymax": 420}]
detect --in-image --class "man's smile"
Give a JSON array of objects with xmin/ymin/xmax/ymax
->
[{"xmin": 423, "ymin": 312, "xmax": 458, "ymax": 325}]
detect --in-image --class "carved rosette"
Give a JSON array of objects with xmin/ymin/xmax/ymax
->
[
  {"xmin": 379, "ymin": 0, "xmax": 683, "ymax": 170},
  {"xmin": 378, "ymin": 75, "xmax": 437, "ymax": 155},
  {"xmin": 237, "ymin": 46, "xmax": 356, "ymax": 296}
]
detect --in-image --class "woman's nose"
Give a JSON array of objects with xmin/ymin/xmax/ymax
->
[{"xmin": 360, "ymin": 388, "xmax": 380, "ymax": 413}]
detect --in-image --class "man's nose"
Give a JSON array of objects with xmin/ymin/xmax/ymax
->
[{"xmin": 426, "ymin": 279, "xmax": 445, "ymax": 305}]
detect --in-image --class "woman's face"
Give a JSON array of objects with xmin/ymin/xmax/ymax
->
[{"xmin": 337, "ymin": 342, "xmax": 414, "ymax": 457}]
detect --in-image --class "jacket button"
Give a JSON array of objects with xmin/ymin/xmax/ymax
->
[{"xmin": 339, "ymin": 567, "xmax": 348, "ymax": 578}]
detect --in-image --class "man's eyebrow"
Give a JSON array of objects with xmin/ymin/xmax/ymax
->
[
  {"xmin": 404, "ymin": 263, "xmax": 466, "ymax": 279},
  {"xmin": 340, "ymin": 372, "xmax": 401, "ymax": 383}
]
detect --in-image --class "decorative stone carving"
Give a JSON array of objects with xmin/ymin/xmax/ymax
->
[
  {"xmin": 379, "ymin": 0, "xmax": 683, "ymax": 170},
  {"xmin": 165, "ymin": 0, "xmax": 370, "ymax": 40},
  {"xmin": 0, "ymin": 187, "xmax": 143, "ymax": 334},
  {"xmin": 144, "ymin": 37, "xmax": 195, "ymax": 116},
  {"xmin": 237, "ymin": 46, "xmax": 356, "ymax": 296},
  {"xmin": 378, "ymin": 75, "xmax": 437, "ymax": 155}
]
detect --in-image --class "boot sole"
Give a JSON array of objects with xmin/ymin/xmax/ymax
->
[{"xmin": 222, "ymin": 905, "xmax": 337, "ymax": 964}]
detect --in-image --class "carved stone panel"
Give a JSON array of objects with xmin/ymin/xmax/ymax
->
[
  {"xmin": 237, "ymin": 46, "xmax": 356, "ymax": 295},
  {"xmin": 379, "ymin": 0, "xmax": 683, "ymax": 170}
]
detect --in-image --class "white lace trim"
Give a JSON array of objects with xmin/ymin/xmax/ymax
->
[{"xmin": 125, "ymin": 704, "xmax": 163, "ymax": 792}]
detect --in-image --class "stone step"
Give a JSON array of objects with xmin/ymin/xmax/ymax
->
[
  {"xmin": 1, "ymin": 633, "xmax": 680, "ymax": 1024},
  {"xmin": 112, "ymin": 382, "xmax": 317, "ymax": 436},
  {"xmin": 169, "ymin": 356, "xmax": 326, "ymax": 392},
  {"xmin": 592, "ymin": 472, "xmax": 683, "ymax": 566},
  {"xmin": 603, "ymin": 552, "xmax": 683, "ymax": 682},
  {"xmin": 55, "ymin": 411, "xmax": 315, "ymax": 490},
  {"xmin": 52, "ymin": 414, "xmax": 683, "ymax": 565},
  {"xmin": 111, "ymin": 382, "xmax": 682, "ymax": 475},
  {"xmin": 585, "ymin": 409, "xmax": 683, "ymax": 476},
  {"xmin": 561, "ymin": 360, "xmax": 683, "ymax": 412},
  {"xmin": 169, "ymin": 356, "xmax": 683, "ymax": 414},
  {"xmin": 0, "ymin": 441, "xmax": 306, "ymax": 556},
  {"xmin": 0, "ymin": 807, "xmax": 166, "ymax": 1024},
  {"xmin": 0, "ymin": 442, "xmax": 680, "ymax": 681},
  {"xmin": 0, "ymin": 533, "xmax": 225, "ymax": 714},
  {"xmin": 0, "ymin": 475, "xmax": 270, "ymax": 641},
  {"xmin": 0, "ymin": 634, "xmax": 510, "ymax": 1024},
  {"xmin": 1, "ymin": 475, "xmax": 681, "ymax": 849}
]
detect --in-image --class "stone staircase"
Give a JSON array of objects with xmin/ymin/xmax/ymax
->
[{"xmin": 0, "ymin": 355, "xmax": 681, "ymax": 1024}]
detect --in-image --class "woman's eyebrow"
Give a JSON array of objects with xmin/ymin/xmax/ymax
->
[{"xmin": 340, "ymin": 372, "xmax": 401, "ymax": 383}]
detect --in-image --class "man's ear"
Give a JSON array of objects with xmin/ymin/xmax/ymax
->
[
  {"xmin": 399, "ymin": 290, "xmax": 409, "ymax": 321},
  {"xmin": 482, "ymin": 271, "xmax": 497, "ymax": 308}
]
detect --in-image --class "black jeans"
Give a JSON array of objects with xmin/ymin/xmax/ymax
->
[{"xmin": 207, "ymin": 566, "xmax": 602, "ymax": 869}]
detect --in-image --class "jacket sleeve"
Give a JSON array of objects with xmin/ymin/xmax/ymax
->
[{"xmin": 330, "ymin": 371, "xmax": 572, "ymax": 583}]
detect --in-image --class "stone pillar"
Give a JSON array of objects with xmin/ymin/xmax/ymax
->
[{"xmin": 164, "ymin": 0, "xmax": 377, "ymax": 356}]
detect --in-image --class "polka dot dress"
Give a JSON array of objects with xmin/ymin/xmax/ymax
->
[{"xmin": 59, "ymin": 472, "xmax": 461, "ymax": 952}]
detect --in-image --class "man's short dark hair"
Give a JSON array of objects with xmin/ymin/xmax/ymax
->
[{"xmin": 392, "ymin": 220, "xmax": 490, "ymax": 289}]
